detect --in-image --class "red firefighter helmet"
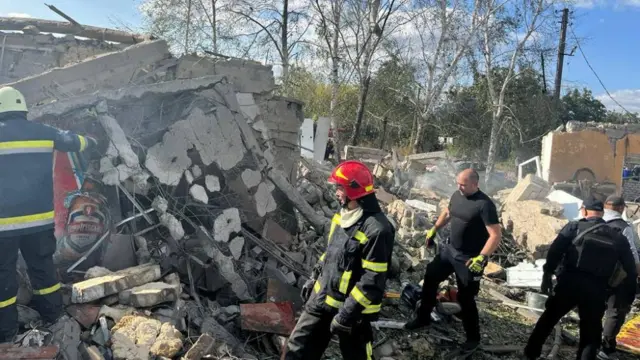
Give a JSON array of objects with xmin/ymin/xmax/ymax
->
[{"xmin": 328, "ymin": 160, "xmax": 375, "ymax": 200}]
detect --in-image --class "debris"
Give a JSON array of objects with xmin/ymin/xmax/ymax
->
[
  {"xmin": 0, "ymin": 344, "xmax": 59, "ymax": 359},
  {"xmin": 99, "ymin": 305, "xmax": 136, "ymax": 323},
  {"xmin": 85, "ymin": 267, "xmax": 113, "ymax": 280},
  {"xmin": 159, "ymin": 213, "xmax": 185, "ymax": 241},
  {"xmin": 213, "ymin": 208, "xmax": 241, "ymax": 243},
  {"xmin": 505, "ymin": 174, "xmax": 550, "ymax": 202},
  {"xmin": 228, "ymin": 236, "xmax": 245, "ymax": 260},
  {"xmin": 506, "ymin": 259, "xmax": 546, "ymax": 287},
  {"xmin": 183, "ymin": 333, "xmax": 215, "ymax": 360},
  {"xmin": 66, "ymin": 304, "xmax": 100, "ymax": 328},
  {"xmin": 240, "ymin": 302, "xmax": 296, "ymax": 336},
  {"xmin": 205, "ymin": 175, "xmax": 221, "ymax": 192},
  {"xmin": 119, "ymin": 282, "xmax": 181, "ymax": 307},
  {"xmin": 616, "ymin": 313, "xmax": 640, "ymax": 355},
  {"xmin": 189, "ymin": 184, "xmax": 209, "ymax": 204},
  {"xmin": 49, "ymin": 315, "xmax": 81, "ymax": 360},
  {"xmin": 71, "ymin": 263, "xmax": 162, "ymax": 303}
]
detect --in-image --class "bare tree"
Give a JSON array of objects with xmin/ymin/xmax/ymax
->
[
  {"xmin": 479, "ymin": 0, "xmax": 552, "ymax": 184},
  {"xmin": 340, "ymin": 0, "xmax": 404, "ymax": 146},
  {"xmin": 225, "ymin": 0, "xmax": 314, "ymax": 82},
  {"xmin": 394, "ymin": 0, "xmax": 497, "ymax": 153}
]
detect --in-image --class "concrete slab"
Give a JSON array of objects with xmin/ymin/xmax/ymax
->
[
  {"xmin": 229, "ymin": 237, "xmax": 245, "ymax": 260},
  {"xmin": 9, "ymin": 40, "xmax": 171, "ymax": 105},
  {"xmin": 119, "ymin": 282, "xmax": 181, "ymax": 307},
  {"xmin": 71, "ymin": 264, "xmax": 161, "ymax": 303},
  {"xmin": 241, "ymin": 169, "xmax": 261, "ymax": 189},
  {"xmin": 189, "ymin": 184, "xmax": 209, "ymax": 204},
  {"xmin": 205, "ymin": 175, "xmax": 220, "ymax": 192},
  {"xmin": 255, "ymin": 181, "xmax": 277, "ymax": 217}
]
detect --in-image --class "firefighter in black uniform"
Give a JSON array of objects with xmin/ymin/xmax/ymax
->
[
  {"xmin": 0, "ymin": 87, "xmax": 97, "ymax": 342},
  {"xmin": 283, "ymin": 160, "xmax": 395, "ymax": 360},
  {"xmin": 404, "ymin": 168, "xmax": 502, "ymax": 357},
  {"xmin": 523, "ymin": 196, "xmax": 638, "ymax": 360}
]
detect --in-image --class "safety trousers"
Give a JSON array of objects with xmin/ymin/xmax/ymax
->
[
  {"xmin": 282, "ymin": 311, "xmax": 374, "ymax": 360},
  {"xmin": 0, "ymin": 229, "xmax": 62, "ymax": 342}
]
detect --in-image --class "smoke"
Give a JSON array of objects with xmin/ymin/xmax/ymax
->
[{"xmin": 411, "ymin": 159, "xmax": 517, "ymax": 197}]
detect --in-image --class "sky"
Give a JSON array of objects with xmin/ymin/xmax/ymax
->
[{"xmin": 0, "ymin": 0, "xmax": 639, "ymax": 113}]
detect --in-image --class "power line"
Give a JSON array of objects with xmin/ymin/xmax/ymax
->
[{"xmin": 569, "ymin": 25, "xmax": 634, "ymax": 115}]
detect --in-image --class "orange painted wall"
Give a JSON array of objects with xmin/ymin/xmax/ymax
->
[{"xmin": 546, "ymin": 130, "xmax": 640, "ymax": 190}]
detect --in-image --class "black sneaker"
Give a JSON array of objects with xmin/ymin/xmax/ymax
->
[{"xmin": 403, "ymin": 315, "xmax": 431, "ymax": 331}]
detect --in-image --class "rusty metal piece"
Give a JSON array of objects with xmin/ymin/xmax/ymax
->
[
  {"xmin": 65, "ymin": 304, "xmax": 100, "ymax": 328},
  {"xmin": 0, "ymin": 344, "xmax": 59, "ymax": 359},
  {"xmin": 240, "ymin": 302, "xmax": 296, "ymax": 336}
]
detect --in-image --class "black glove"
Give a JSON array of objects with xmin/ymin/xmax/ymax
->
[
  {"xmin": 541, "ymin": 272, "xmax": 553, "ymax": 295},
  {"xmin": 329, "ymin": 314, "xmax": 353, "ymax": 335},
  {"xmin": 300, "ymin": 279, "xmax": 315, "ymax": 303}
]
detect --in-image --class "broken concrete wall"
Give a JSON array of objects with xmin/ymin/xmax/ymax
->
[
  {"xmin": 541, "ymin": 125, "xmax": 640, "ymax": 195},
  {"xmin": 0, "ymin": 31, "xmax": 126, "ymax": 84}
]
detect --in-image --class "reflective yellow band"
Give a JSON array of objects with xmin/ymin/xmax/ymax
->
[
  {"xmin": 350, "ymin": 286, "xmax": 381, "ymax": 314},
  {"xmin": 362, "ymin": 304, "xmax": 381, "ymax": 314},
  {"xmin": 78, "ymin": 136, "xmax": 87, "ymax": 151},
  {"xmin": 0, "ymin": 140, "xmax": 54, "ymax": 155},
  {"xmin": 0, "ymin": 211, "xmax": 55, "ymax": 231},
  {"xmin": 332, "ymin": 214, "xmax": 341, "ymax": 224},
  {"xmin": 319, "ymin": 253, "xmax": 326, "ymax": 262},
  {"xmin": 33, "ymin": 283, "xmax": 61, "ymax": 296},
  {"xmin": 0, "ymin": 296, "xmax": 16, "ymax": 309},
  {"xmin": 366, "ymin": 342, "xmax": 373, "ymax": 360},
  {"xmin": 314, "ymin": 280, "xmax": 321, "ymax": 293},
  {"xmin": 339, "ymin": 271, "xmax": 352, "ymax": 294},
  {"xmin": 362, "ymin": 259, "xmax": 388, "ymax": 272},
  {"xmin": 325, "ymin": 295, "xmax": 343, "ymax": 308},
  {"xmin": 365, "ymin": 185, "xmax": 374, "ymax": 192},
  {"xmin": 354, "ymin": 231, "xmax": 368, "ymax": 244}
]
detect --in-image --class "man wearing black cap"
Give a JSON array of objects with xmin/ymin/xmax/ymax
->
[
  {"xmin": 523, "ymin": 196, "xmax": 637, "ymax": 360},
  {"xmin": 598, "ymin": 195, "xmax": 640, "ymax": 360}
]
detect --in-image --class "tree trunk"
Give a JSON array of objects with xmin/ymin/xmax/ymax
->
[
  {"xmin": 185, "ymin": 0, "xmax": 193, "ymax": 54},
  {"xmin": 0, "ymin": 17, "xmax": 149, "ymax": 44},
  {"xmin": 485, "ymin": 111, "xmax": 501, "ymax": 188},
  {"xmin": 412, "ymin": 120, "xmax": 423, "ymax": 154},
  {"xmin": 328, "ymin": 5, "xmax": 342, "ymax": 161},
  {"xmin": 211, "ymin": 0, "xmax": 217, "ymax": 53},
  {"xmin": 281, "ymin": 0, "xmax": 290, "ymax": 83},
  {"xmin": 379, "ymin": 116, "xmax": 388, "ymax": 149},
  {"xmin": 349, "ymin": 76, "xmax": 371, "ymax": 146}
]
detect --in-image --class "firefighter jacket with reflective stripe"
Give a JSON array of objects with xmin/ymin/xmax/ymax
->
[
  {"xmin": 0, "ymin": 114, "xmax": 94, "ymax": 237},
  {"xmin": 306, "ymin": 210, "xmax": 395, "ymax": 320}
]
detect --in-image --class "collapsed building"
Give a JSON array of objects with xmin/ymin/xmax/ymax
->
[{"xmin": 2, "ymin": 18, "xmax": 334, "ymax": 359}]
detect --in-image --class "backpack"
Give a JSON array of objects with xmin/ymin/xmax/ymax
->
[{"xmin": 572, "ymin": 221, "xmax": 627, "ymax": 287}]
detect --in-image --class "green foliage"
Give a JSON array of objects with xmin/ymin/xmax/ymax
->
[{"xmin": 560, "ymin": 88, "xmax": 607, "ymax": 123}]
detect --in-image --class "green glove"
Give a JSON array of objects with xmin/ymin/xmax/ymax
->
[
  {"xmin": 425, "ymin": 227, "xmax": 437, "ymax": 248},
  {"xmin": 466, "ymin": 255, "xmax": 488, "ymax": 274}
]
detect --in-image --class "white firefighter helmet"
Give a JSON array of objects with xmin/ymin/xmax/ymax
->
[{"xmin": 0, "ymin": 86, "xmax": 28, "ymax": 114}]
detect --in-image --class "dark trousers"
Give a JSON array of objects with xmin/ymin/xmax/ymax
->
[
  {"xmin": 601, "ymin": 289, "xmax": 633, "ymax": 354},
  {"xmin": 283, "ymin": 311, "xmax": 374, "ymax": 360},
  {"xmin": 0, "ymin": 229, "xmax": 62, "ymax": 341},
  {"xmin": 417, "ymin": 246, "xmax": 481, "ymax": 342},
  {"xmin": 525, "ymin": 274, "xmax": 607, "ymax": 360}
]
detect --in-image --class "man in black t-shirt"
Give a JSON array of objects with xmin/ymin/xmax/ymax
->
[{"xmin": 404, "ymin": 169, "xmax": 501, "ymax": 356}]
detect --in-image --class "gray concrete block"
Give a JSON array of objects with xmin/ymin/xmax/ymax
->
[{"xmin": 71, "ymin": 264, "xmax": 161, "ymax": 303}]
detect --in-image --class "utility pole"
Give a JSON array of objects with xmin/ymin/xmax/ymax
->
[
  {"xmin": 554, "ymin": 8, "xmax": 569, "ymax": 101},
  {"xmin": 541, "ymin": 52, "xmax": 547, "ymax": 93}
]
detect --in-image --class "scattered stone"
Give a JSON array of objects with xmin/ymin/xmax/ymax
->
[
  {"xmin": 241, "ymin": 169, "xmax": 261, "ymax": 189},
  {"xmin": 150, "ymin": 322, "xmax": 183, "ymax": 357},
  {"xmin": 285, "ymin": 251, "xmax": 304, "ymax": 264},
  {"xmin": 152, "ymin": 196, "xmax": 169, "ymax": 214},
  {"xmin": 255, "ymin": 181, "xmax": 277, "ymax": 217},
  {"xmin": 164, "ymin": 273, "xmax": 180, "ymax": 286},
  {"xmin": 262, "ymin": 219, "xmax": 294, "ymax": 246},
  {"xmin": 66, "ymin": 304, "xmax": 100, "ymax": 328},
  {"xmin": 184, "ymin": 169, "xmax": 194, "ymax": 184},
  {"xmin": 191, "ymin": 165, "xmax": 202, "ymax": 178},
  {"xmin": 159, "ymin": 213, "xmax": 185, "ymax": 240},
  {"xmin": 213, "ymin": 208, "xmax": 241, "ymax": 242},
  {"xmin": 252, "ymin": 246, "xmax": 263, "ymax": 256},
  {"xmin": 119, "ymin": 282, "xmax": 181, "ymax": 307},
  {"xmin": 411, "ymin": 337, "xmax": 434, "ymax": 358},
  {"xmin": 205, "ymin": 175, "xmax": 221, "ymax": 192},
  {"xmin": 72, "ymin": 264, "xmax": 162, "ymax": 303},
  {"xmin": 229, "ymin": 236, "xmax": 245, "ymax": 260},
  {"xmin": 50, "ymin": 315, "xmax": 81, "ymax": 360},
  {"xmin": 183, "ymin": 333, "xmax": 215, "ymax": 360},
  {"xmin": 189, "ymin": 184, "xmax": 209, "ymax": 204}
]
